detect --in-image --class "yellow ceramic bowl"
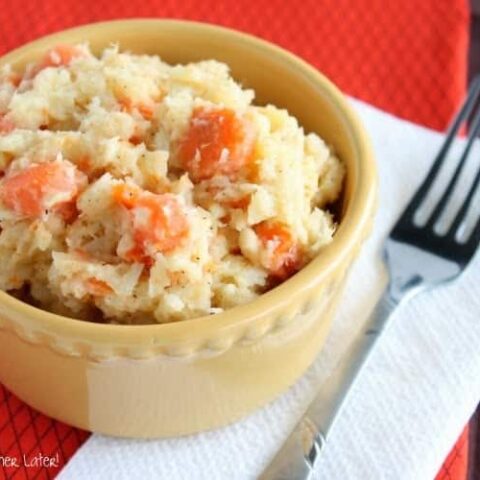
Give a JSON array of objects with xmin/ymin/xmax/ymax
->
[{"xmin": 0, "ymin": 19, "xmax": 376, "ymax": 438}]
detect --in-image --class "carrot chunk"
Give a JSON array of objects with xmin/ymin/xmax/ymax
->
[
  {"xmin": 131, "ymin": 193, "xmax": 188, "ymax": 252},
  {"xmin": 254, "ymin": 220, "xmax": 301, "ymax": 279},
  {"xmin": 120, "ymin": 242, "xmax": 154, "ymax": 267},
  {"xmin": 0, "ymin": 115, "xmax": 15, "ymax": 135},
  {"xmin": 5, "ymin": 72, "xmax": 21, "ymax": 87},
  {"xmin": 222, "ymin": 194, "xmax": 251, "ymax": 210},
  {"xmin": 0, "ymin": 161, "xmax": 83, "ymax": 218},
  {"xmin": 112, "ymin": 183, "xmax": 141, "ymax": 209},
  {"xmin": 54, "ymin": 201, "xmax": 79, "ymax": 224},
  {"xmin": 114, "ymin": 185, "xmax": 189, "ymax": 263},
  {"xmin": 137, "ymin": 103, "xmax": 155, "ymax": 120},
  {"xmin": 177, "ymin": 107, "xmax": 255, "ymax": 182},
  {"xmin": 118, "ymin": 97, "xmax": 155, "ymax": 121},
  {"xmin": 40, "ymin": 45, "xmax": 84, "ymax": 69},
  {"xmin": 86, "ymin": 278, "xmax": 113, "ymax": 296}
]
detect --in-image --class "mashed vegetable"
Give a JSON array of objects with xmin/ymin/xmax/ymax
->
[{"xmin": 0, "ymin": 44, "xmax": 344, "ymax": 323}]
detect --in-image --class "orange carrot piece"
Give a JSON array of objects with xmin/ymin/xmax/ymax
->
[
  {"xmin": 40, "ymin": 45, "xmax": 84, "ymax": 69},
  {"xmin": 118, "ymin": 97, "xmax": 155, "ymax": 121},
  {"xmin": 112, "ymin": 184, "xmax": 142, "ymax": 209},
  {"xmin": 137, "ymin": 103, "xmax": 155, "ymax": 120},
  {"xmin": 6, "ymin": 72, "xmax": 21, "ymax": 87},
  {"xmin": 0, "ymin": 115, "xmax": 15, "ymax": 135},
  {"xmin": 222, "ymin": 194, "xmax": 251, "ymax": 210},
  {"xmin": 254, "ymin": 220, "xmax": 301, "ymax": 279},
  {"xmin": 86, "ymin": 278, "xmax": 113, "ymax": 296},
  {"xmin": 54, "ymin": 201, "xmax": 79, "ymax": 224},
  {"xmin": 0, "ymin": 162, "xmax": 82, "ymax": 218},
  {"xmin": 177, "ymin": 107, "xmax": 255, "ymax": 182},
  {"xmin": 114, "ymin": 185, "xmax": 189, "ymax": 262}
]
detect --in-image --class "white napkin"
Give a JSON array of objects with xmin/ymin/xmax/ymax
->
[{"xmin": 58, "ymin": 100, "xmax": 480, "ymax": 480}]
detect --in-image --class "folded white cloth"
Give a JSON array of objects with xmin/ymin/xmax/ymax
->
[{"xmin": 59, "ymin": 100, "xmax": 480, "ymax": 480}]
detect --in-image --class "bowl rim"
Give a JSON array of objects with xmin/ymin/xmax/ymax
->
[{"xmin": 0, "ymin": 18, "xmax": 376, "ymax": 346}]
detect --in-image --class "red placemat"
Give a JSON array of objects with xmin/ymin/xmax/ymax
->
[
  {"xmin": 0, "ymin": 387, "xmax": 89, "ymax": 480},
  {"xmin": 0, "ymin": 1, "xmax": 471, "ymax": 479},
  {"xmin": 436, "ymin": 426, "xmax": 470, "ymax": 480}
]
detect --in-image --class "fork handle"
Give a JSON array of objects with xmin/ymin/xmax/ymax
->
[{"xmin": 260, "ymin": 289, "xmax": 399, "ymax": 480}]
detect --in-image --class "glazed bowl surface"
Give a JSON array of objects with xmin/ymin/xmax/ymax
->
[{"xmin": 0, "ymin": 19, "xmax": 376, "ymax": 438}]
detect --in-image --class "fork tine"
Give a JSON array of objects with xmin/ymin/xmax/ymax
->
[
  {"xmin": 400, "ymin": 76, "xmax": 480, "ymax": 221},
  {"xmin": 469, "ymin": 217, "xmax": 480, "ymax": 251},
  {"xmin": 426, "ymin": 101, "xmax": 480, "ymax": 229},
  {"xmin": 448, "ymin": 161, "xmax": 480, "ymax": 238},
  {"xmin": 447, "ymin": 144, "xmax": 480, "ymax": 238},
  {"xmin": 461, "ymin": 214, "xmax": 480, "ymax": 265}
]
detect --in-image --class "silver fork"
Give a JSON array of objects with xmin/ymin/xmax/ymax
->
[{"xmin": 260, "ymin": 75, "xmax": 480, "ymax": 480}]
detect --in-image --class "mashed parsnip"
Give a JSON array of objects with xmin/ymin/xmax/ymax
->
[{"xmin": 0, "ymin": 44, "xmax": 344, "ymax": 323}]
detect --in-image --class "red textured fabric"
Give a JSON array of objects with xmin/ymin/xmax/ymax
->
[
  {"xmin": 436, "ymin": 426, "xmax": 470, "ymax": 480},
  {"xmin": 0, "ymin": 386, "xmax": 89, "ymax": 479},
  {"xmin": 0, "ymin": 0, "xmax": 470, "ymax": 130},
  {"xmin": 0, "ymin": 0, "xmax": 471, "ymax": 479}
]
